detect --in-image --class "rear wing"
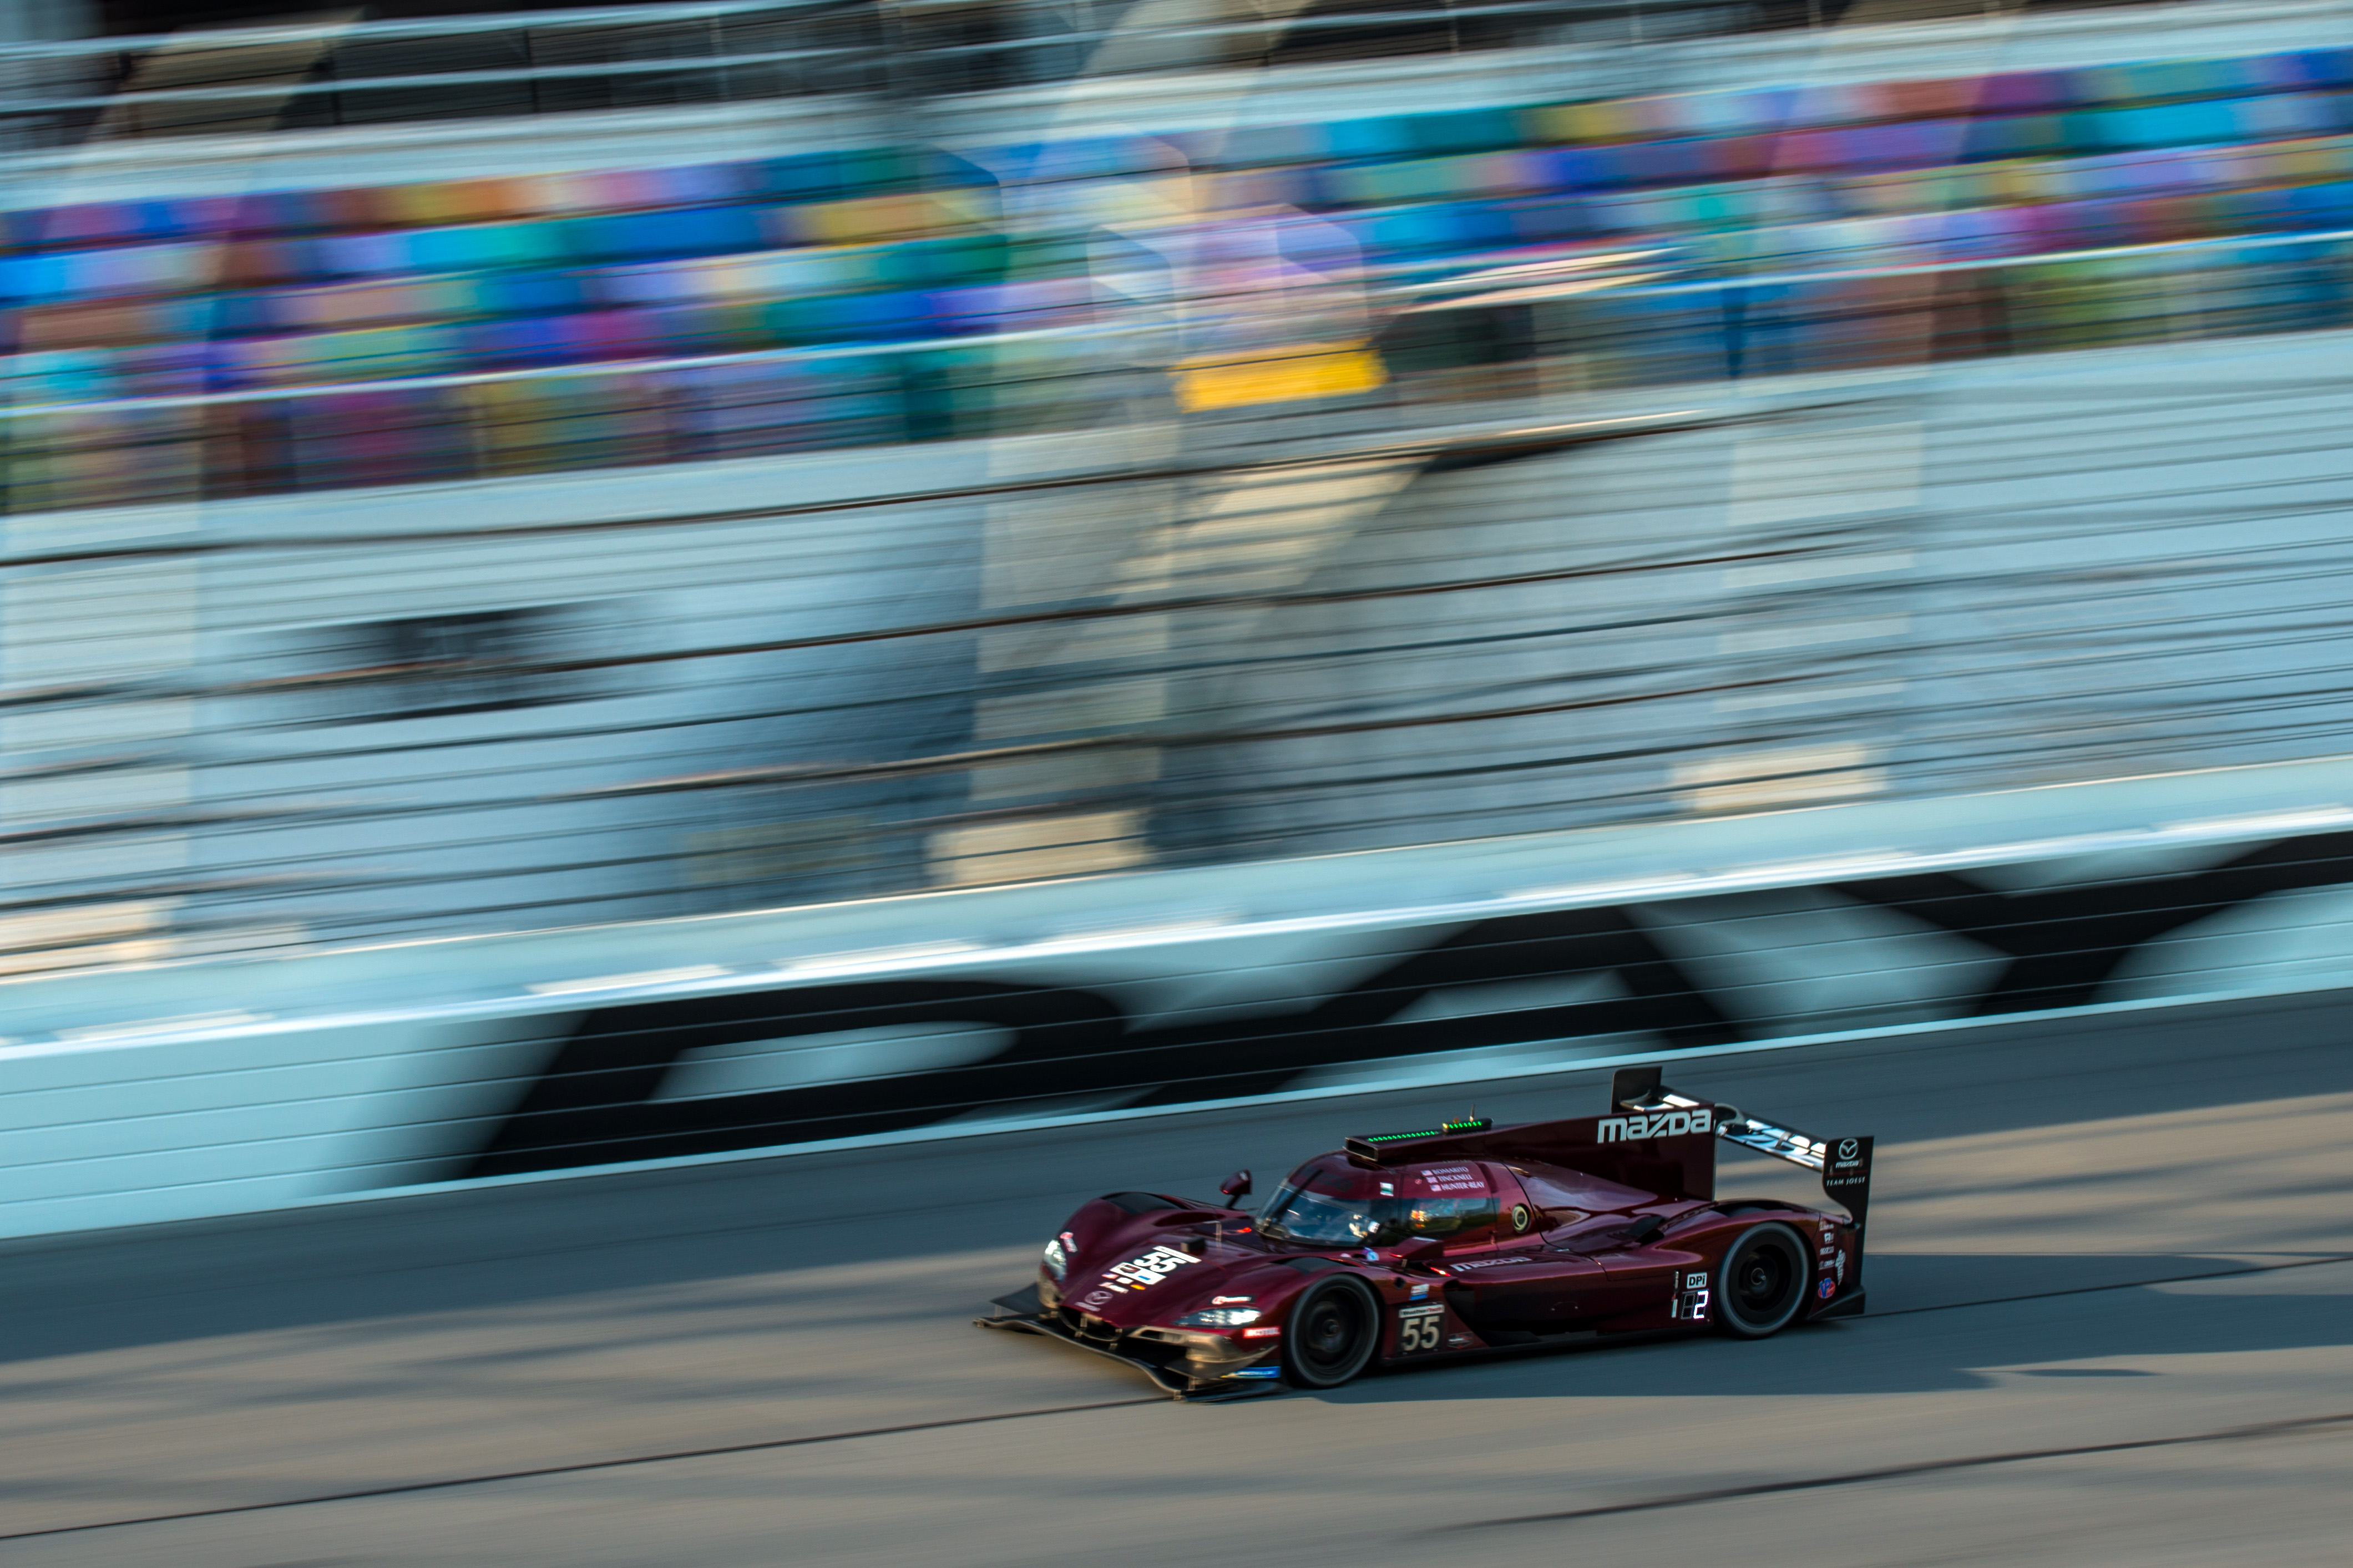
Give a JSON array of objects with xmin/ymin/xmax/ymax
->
[
  {"xmin": 1610, "ymin": 1066, "xmax": 1874, "ymax": 1233},
  {"xmin": 1334, "ymin": 1068, "xmax": 1873, "ymax": 1235}
]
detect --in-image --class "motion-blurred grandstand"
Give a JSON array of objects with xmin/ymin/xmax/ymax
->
[{"xmin": 8, "ymin": 0, "xmax": 2353, "ymax": 972}]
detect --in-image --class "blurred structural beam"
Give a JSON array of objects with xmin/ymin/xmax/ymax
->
[
  {"xmin": 0, "ymin": 0, "xmax": 96, "ymax": 155},
  {"xmin": 90, "ymin": 11, "xmax": 363, "ymax": 141}
]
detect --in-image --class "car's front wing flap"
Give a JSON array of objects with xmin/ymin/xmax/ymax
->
[{"xmin": 975, "ymin": 1286, "xmax": 1281, "ymax": 1402}]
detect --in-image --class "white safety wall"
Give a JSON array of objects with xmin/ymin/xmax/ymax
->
[{"xmin": 9, "ymin": 768, "xmax": 2353, "ymax": 1240}]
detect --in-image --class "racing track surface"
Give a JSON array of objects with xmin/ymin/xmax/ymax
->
[{"xmin": 6, "ymin": 988, "xmax": 2353, "ymax": 1566}]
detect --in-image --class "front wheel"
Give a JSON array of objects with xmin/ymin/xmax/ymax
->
[
  {"xmin": 1282, "ymin": 1276, "xmax": 1380, "ymax": 1388},
  {"xmin": 1714, "ymin": 1222, "xmax": 1808, "ymax": 1339}
]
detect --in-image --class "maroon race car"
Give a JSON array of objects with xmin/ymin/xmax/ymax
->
[{"xmin": 979, "ymin": 1067, "xmax": 1873, "ymax": 1397}]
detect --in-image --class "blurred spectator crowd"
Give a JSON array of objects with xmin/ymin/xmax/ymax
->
[{"xmin": 10, "ymin": 29, "xmax": 2353, "ymax": 510}]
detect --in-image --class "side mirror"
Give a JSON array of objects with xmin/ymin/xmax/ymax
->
[{"xmin": 1219, "ymin": 1170, "xmax": 1252, "ymax": 1202}]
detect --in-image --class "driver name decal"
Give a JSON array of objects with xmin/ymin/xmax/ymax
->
[
  {"xmin": 1597, "ymin": 1108, "xmax": 1712, "ymax": 1143},
  {"xmin": 1416, "ymin": 1164, "xmax": 1487, "ymax": 1194}
]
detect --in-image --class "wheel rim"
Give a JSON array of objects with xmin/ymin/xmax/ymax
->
[
  {"xmin": 1725, "ymin": 1227, "xmax": 1803, "ymax": 1331},
  {"xmin": 1737, "ymin": 1250, "xmax": 1787, "ymax": 1313},
  {"xmin": 1298, "ymin": 1287, "xmax": 1366, "ymax": 1374}
]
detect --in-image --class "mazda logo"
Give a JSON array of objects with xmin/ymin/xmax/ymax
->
[{"xmin": 1837, "ymin": 1139, "xmax": 1859, "ymax": 1160}]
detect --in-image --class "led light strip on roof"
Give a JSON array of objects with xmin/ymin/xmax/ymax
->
[
  {"xmin": 1362, "ymin": 1116, "xmax": 1491, "ymax": 1144},
  {"xmin": 1344, "ymin": 1116, "xmax": 1492, "ymax": 1161}
]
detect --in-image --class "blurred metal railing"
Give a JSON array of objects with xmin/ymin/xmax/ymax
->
[
  {"xmin": 0, "ymin": 1, "xmax": 881, "ymax": 147},
  {"xmin": 0, "ymin": 0, "xmax": 2193, "ymax": 148}
]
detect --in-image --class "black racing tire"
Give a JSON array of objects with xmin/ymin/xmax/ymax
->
[
  {"xmin": 1714, "ymin": 1221, "xmax": 1809, "ymax": 1339},
  {"xmin": 1281, "ymin": 1276, "xmax": 1381, "ymax": 1388}
]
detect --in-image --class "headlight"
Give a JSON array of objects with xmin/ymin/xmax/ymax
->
[
  {"xmin": 1173, "ymin": 1307, "xmax": 1262, "ymax": 1327},
  {"xmin": 1041, "ymin": 1235, "xmax": 1070, "ymax": 1280}
]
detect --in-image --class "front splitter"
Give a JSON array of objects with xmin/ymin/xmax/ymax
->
[{"xmin": 975, "ymin": 1287, "xmax": 1282, "ymax": 1402}]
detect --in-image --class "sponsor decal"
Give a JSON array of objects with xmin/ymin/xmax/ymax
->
[
  {"xmin": 1212, "ymin": 1295, "xmax": 1253, "ymax": 1305},
  {"xmin": 470, "ymin": 852, "xmax": 2353, "ymax": 1181},
  {"xmin": 1079, "ymin": 1288, "xmax": 1116, "ymax": 1309},
  {"xmin": 1378, "ymin": 1181, "xmax": 1395, "ymax": 1196},
  {"xmin": 1100, "ymin": 1244, "xmax": 1199, "ymax": 1293},
  {"xmin": 1821, "ymin": 1136, "xmax": 1875, "ymax": 1221},
  {"xmin": 1444, "ymin": 1256, "xmax": 1512, "ymax": 1271},
  {"xmin": 1597, "ymin": 1108, "xmax": 1712, "ymax": 1143},
  {"xmin": 1818, "ymin": 1277, "xmax": 1836, "ymax": 1300},
  {"xmin": 1410, "ymin": 1282, "xmax": 1431, "ymax": 1300},
  {"xmin": 1685, "ymin": 1271, "xmax": 1709, "ymax": 1288}
]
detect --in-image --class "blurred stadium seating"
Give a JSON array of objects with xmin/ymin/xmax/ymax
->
[{"xmin": 13, "ymin": 13, "xmax": 2353, "ymax": 499}]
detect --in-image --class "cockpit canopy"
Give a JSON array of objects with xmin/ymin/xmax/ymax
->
[
  {"xmin": 1259, "ymin": 1155, "xmax": 1503, "ymax": 1248},
  {"xmin": 1258, "ymin": 1153, "xmax": 1668, "ymax": 1249}
]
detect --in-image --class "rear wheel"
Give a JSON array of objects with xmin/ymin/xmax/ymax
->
[
  {"xmin": 1715, "ymin": 1222, "xmax": 1808, "ymax": 1339},
  {"xmin": 1281, "ymin": 1276, "xmax": 1380, "ymax": 1388}
]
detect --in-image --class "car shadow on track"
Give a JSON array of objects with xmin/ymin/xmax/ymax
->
[{"xmin": 1284, "ymin": 1252, "xmax": 2353, "ymax": 1405}]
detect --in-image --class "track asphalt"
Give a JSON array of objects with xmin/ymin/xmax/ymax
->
[{"xmin": 4, "ymin": 986, "xmax": 2351, "ymax": 1565}]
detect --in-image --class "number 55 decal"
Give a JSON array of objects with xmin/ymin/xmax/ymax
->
[{"xmin": 1397, "ymin": 1304, "xmax": 1444, "ymax": 1353}]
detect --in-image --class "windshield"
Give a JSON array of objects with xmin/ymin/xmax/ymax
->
[{"xmin": 1259, "ymin": 1186, "xmax": 1499, "ymax": 1247}]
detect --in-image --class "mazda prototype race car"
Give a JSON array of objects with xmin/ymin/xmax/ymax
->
[{"xmin": 978, "ymin": 1069, "xmax": 1873, "ymax": 1397}]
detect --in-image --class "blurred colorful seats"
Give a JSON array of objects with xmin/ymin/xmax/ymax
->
[{"xmin": 14, "ymin": 43, "xmax": 2353, "ymax": 508}]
